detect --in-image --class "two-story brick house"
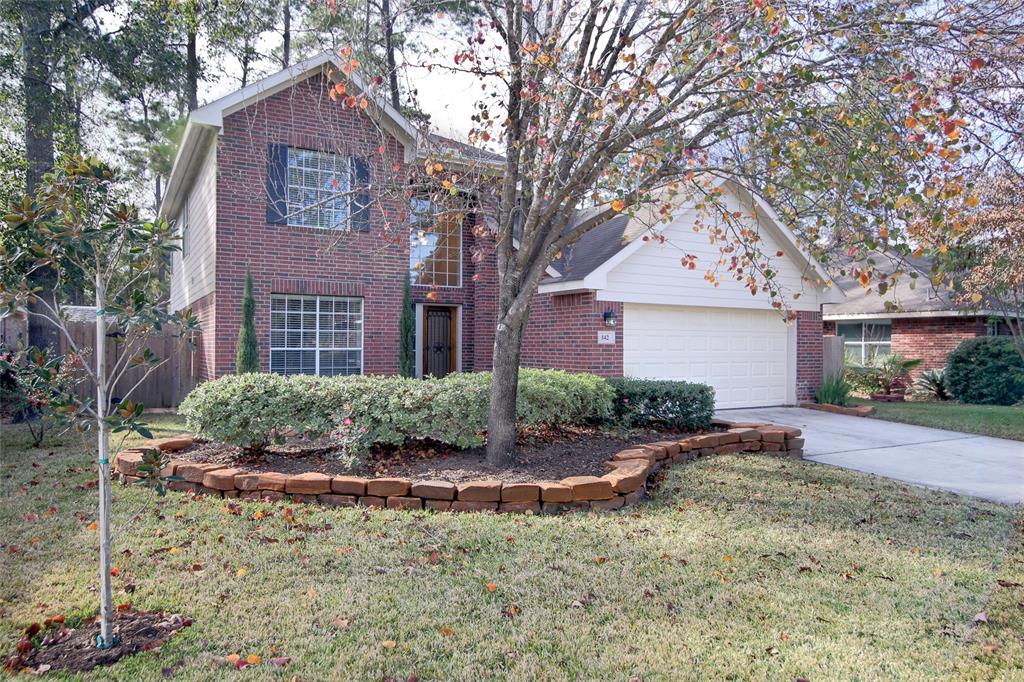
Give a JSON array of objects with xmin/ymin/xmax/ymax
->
[{"xmin": 162, "ymin": 51, "xmax": 841, "ymax": 409}]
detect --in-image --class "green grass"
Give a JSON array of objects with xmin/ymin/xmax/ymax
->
[
  {"xmin": 852, "ymin": 398, "xmax": 1024, "ymax": 441},
  {"xmin": 1, "ymin": 415, "xmax": 1022, "ymax": 681}
]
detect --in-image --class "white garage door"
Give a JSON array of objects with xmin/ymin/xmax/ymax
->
[{"xmin": 624, "ymin": 304, "xmax": 791, "ymax": 409}]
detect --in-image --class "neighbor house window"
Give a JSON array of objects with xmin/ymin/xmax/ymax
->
[
  {"xmin": 287, "ymin": 148, "xmax": 349, "ymax": 229},
  {"xmin": 269, "ymin": 294, "xmax": 363, "ymax": 375},
  {"xmin": 837, "ymin": 320, "xmax": 892, "ymax": 363},
  {"xmin": 409, "ymin": 197, "xmax": 462, "ymax": 287}
]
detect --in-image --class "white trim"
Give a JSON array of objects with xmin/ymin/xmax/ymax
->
[
  {"xmin": 823, "ymin": 309, "xmax": 1001, "ymax": 321},
  {"xmin": 536, "ymin": 280, "xmax": 591, "ymax": 295},
  {"xmin": 414, "ymin": 302, "xmax": 424, "ymax": 378},
  {"xmin": 786, "ymin": 319, "xmax": 797, "ymax": 406}
]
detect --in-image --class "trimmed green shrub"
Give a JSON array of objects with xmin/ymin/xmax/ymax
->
[
  {"xmin": 179, "ymin": 372, "xmax": 297, "ymax": 452},
  {"xmin": 815, "ymin": 373, "xmax": 852, "ymax": 406},
  {"xmin": 180, "ymin": 368, "xmax": 617, "ymax": 455},
  {"xmin": 517, "ymin": 368, "xmax": 614, "ymax": 425},
  {"xmin": 607, "ymin": 377, "xmax": 714, "ymax": 431},
  {"xmin": 946, "ymin": 337, "xmax": 1024, "ymax": 405}
]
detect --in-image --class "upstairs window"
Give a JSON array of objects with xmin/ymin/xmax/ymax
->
[
  {"xmin": 838, "ymin": 320, "xmax": 892, "ymax": 363},
  {"xmin": 286, "ymin": 148, "xmax": 350, "ymax": 229},
  {"xmin": 409, "ymin": 197, "xmax": 462, "ymax": 287}
]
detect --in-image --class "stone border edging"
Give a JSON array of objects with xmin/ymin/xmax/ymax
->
[
  {"xmin": 113, "ymin": 418, "xmax": 805, "ymax": 514},
  {"xmin": 799, "ymin": 402, "xmax": 874, "ymax": 417}
]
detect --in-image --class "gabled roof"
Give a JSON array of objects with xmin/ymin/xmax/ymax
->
[
  {"xmin": 160, "ymin": 51, "xmax": 503, "ymax": 220},
  {"xmin": 540, "ymin": 177, "xmax": 837, "ymax": 296}
]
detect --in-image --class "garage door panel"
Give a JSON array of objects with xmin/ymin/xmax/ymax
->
[{"xmin": 624, "ymin": 304, "xmax": 791, "ymax": 409}]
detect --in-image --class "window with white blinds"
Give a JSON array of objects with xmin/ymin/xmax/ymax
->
[
  {"xmin": 286, "ymin": 148, "xmax": 350, "ymax": 229},
  {"xmin": 269, "ymin": 294, "xmax": 363, "ymax": 376}
]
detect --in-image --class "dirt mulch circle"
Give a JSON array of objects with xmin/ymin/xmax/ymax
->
[
  {"xmin": 8, "ymin": 611, "xmax": 190, "ymax": 675},
  {"xmin": 170, "ymin": 425, "xmax": 689, "ymax": 483}
]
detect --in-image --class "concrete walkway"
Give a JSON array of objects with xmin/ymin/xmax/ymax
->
[{"xmin": 716, "ymin": 407, "xmax": 1024, "ymax": 504}]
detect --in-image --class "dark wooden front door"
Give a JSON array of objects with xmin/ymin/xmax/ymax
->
[{"xmin": 423, "ymin": 306, "xmax": 456, "ymax": 377}]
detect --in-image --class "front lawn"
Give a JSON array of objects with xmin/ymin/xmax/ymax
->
[
  {"xmin": 1, "ymin": 415, "xmax": 1022, "ymax": 680},
  {"xmin": 852, "ymin": 398, "xmax": 1024, "ymax": 441}
]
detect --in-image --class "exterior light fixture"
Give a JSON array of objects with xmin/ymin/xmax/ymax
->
[{"xmin": 603, "ymin": 310, "xmax": 617, "ymax": 327}]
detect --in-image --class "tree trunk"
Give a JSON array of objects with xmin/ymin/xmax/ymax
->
[
  {"xmin": 281, "ymin": 0, "xmax": 291, "ymax": 68},
  {"xmin": 485, "ymin": 283, "xmax": 531, "ymax": 466},
  {"xmin": 186, "ymin": 28, "xmax": 199, "ymax": 111},
  {"xmin": 94, "ymin": 281, "xmax": 115, "ymax": 648},
  {"xmin": 20, "ymin": 0, "xmax": 54, "ymax": 194},
  {"xmin": 381, "ymin": 0, "xmax": 400, "ymax": 110}
]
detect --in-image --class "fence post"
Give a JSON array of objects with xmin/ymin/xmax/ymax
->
[{"xmin": 823, "ymin": 335, "xmax": 845, "ymax": 378}]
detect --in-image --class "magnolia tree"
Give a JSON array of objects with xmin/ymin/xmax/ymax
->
[
  {"xmin": 309, "ymin": 0, "xmax": 1022, "ymax": 464},
  {"xmin": 0, "ymin": 158, "xmax": 197, "ymax": 648}
]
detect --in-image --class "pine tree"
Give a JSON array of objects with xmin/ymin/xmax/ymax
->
[
  {"xmin": 399, "ymin": 275, "xmax": 415, "ymax": 377},
  {"xmin": 235, "ymin": 266, "xmax": 259, "ymax": 373}
]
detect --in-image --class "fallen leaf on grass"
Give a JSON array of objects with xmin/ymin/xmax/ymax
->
[
  {"xmin": 246, "ymin": 654, "xmax": 261, "ymax": 665},
  {"xmin": 980, "ymin": 642, "xmax": 1001, "ymax": 654},
  {"xmin": 381, "ymin": 640, "xmax": 397, "ymax": 649},
  {"xmin": 594, "ymin": 557, "xmax": 608, "ymax": 564},
  {"xmin": 87, "ymin": 522, "xmax": 97, "ymax": 531},
  {"xmin": 485, "ymin": 582, "xmax": 497, "ymax": 592},
  {"xmin": 269, "ymin": 656, "xmax": 291, "ymax": 667},
  {"xmin": 934, "ymin": 567, "xmax": 944, "ymax": 577},
  {"xmin": 972, "ymin": 612, "xmax": 988, "ymax": 625},
  {"xmin": 997, "ymin": 579, "xmax": 1022, "ymax": 588},
  {"xmin": 235, "ymin": 568, "xmax": 248, "ymax": 577},
  {"xmin": 330, "ymin": 616, "xmax": 351, "ymax": 629},
  {"xmin": 439, "ymin": 626, "xmax": 453, "ymax": 636}
]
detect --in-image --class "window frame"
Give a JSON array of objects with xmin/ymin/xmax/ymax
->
[
  {"xmin": 837, "ymin": 320, "xmax": 892, "ymax": 363},
  {"xmin": 408, "ymin": 196, "xmax": 463, "ymax": 288},
  {"xmin": 269, "ymin": 294, "xmax": 364, "ymax": 376},
  {"xmin": 285, "ymin": 147, "xmax": 351, "ymax": 230}
]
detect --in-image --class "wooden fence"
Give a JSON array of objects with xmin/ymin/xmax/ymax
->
[
  {"xmin": 60, "ymin": 321, "xmax": 197, "ymax": 409},
  {"xmin": 823, "ymin": 334, "xmax": 845, "ymax": 379}
]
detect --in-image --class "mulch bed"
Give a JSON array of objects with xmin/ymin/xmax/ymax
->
[
  {"xmin": 169, "ymin": 425, "xmax": 688, "ymax": 483},
  {"xmin": 6, "ymin": 610, "xmax": 190, "ymax": 675}
]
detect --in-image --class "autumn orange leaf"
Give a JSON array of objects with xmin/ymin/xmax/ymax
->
[
  {"xmin": 611, "ymin": 199, "xmax": 625, "ymax": 212},
  {"xmin": 485, "ymin": 582, "xmax": 497, "ymax": 592},
  {"xmin": 439, "ymin": 626, "xmax": 454, "ymax": 636}
]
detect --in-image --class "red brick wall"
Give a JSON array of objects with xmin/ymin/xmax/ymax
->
[
  {"xmin": 211, "ymin": 71, "xmax": 496, "ymax": 376},
  {"xmin": 892, "ymin": 316, "xmax": 986, "ymax": 376},
  {"xmin": 520, "ymin": 292, "xmax": 624, "ymax": 376},
  {"xmin": 796, "ymin": 310, "xmax": 823, "ymax": 401}
]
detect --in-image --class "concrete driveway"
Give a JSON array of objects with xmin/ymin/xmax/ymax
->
[{"xmin": 717, "ymin": 407, "xmax": 1024, "ymax": 504}]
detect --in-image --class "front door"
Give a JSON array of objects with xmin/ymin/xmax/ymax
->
[{"xmin": 423, "ymin": 306, "xmax": 456, "ymax": 377}]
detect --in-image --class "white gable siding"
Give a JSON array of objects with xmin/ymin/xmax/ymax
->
[
  {"xmin": 169, "ymin": 142, "xmax": 217, "ymax": 312},
  {"xmin": 600, "ymin": 188, "xmax": 825, "ymax": 311}
]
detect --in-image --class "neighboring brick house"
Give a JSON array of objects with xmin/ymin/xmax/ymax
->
[
  {"xmin": 162, "ymin": 51, "xmax": 840, "ymax": 409},
  {"xmin": 822, "ymin": 259, "xmax": 1012, "ymax": 377}
]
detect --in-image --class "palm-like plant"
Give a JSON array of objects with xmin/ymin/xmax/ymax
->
[{"xmin": 913, "ymin": 368, "xmax": 952, "ymax": 401}]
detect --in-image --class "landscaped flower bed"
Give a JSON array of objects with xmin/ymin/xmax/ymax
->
[{"xmin": 113, "ymin": 418, "xmax": 805, "ymax": 513}]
